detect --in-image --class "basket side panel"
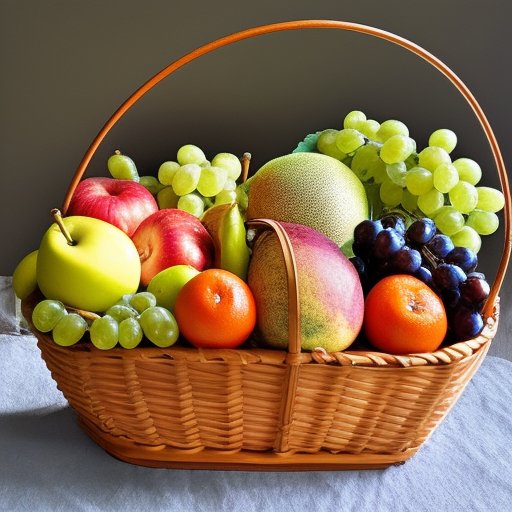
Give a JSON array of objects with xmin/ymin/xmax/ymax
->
[{"xmin": 287, "ymin": 349, "xmax": 487, "ymax": 454}]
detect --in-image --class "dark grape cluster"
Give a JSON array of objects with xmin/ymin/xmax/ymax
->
[{"xmin": 350, "ymin": 214, "xmax": 489, "ymax": 341}]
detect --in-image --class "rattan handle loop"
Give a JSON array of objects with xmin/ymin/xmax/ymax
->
[
  {"xmin": 62, "ymin": 19, "xmax": 510, "ymax": 320},
  {"xmin": 246, "ymin": 219, "xmax": 302, "ymax": 355}
]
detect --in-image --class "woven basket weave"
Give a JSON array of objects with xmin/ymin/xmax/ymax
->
[{"xmin": 22, "ymin": 20, "xmax": 511, "ymax": 471}]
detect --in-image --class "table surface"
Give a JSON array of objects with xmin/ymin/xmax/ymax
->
[{"xmin": 1, "ymin": 331, "xmax": 511, "ymax": 512}]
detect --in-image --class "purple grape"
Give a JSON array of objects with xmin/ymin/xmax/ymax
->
[
  {"xmin": 432, "ymin": 263, "xmax": 467, "ymax": 291},
  {"xmin": 373, "ymin": 228, "xmax": 405, "ymax": 260},
  {"xmin": 414, "ymin": 266, "xmax": 433, "ymax": 286},
  {"xmin": 467, "ymin": 271, "xmax": 486, "ymax": 280},
  {"xmin": 445, "ymin": 247, "xmax": 478, "ymax": 273},
  {"xmin": 406, "ymin": 218, "xmax": 436, "ymax": 246},
  {"xmin": 352, "ymin": 220, "xmax": 383, "ymax": 258},
  {"xmin": 460, "ymin": 276, "xmax": 490, "ymax": 307},
  {"xmin": 426, "ymin": 234, "xmax": 455, "ymax": 259},
  {"xmin": 380, "ymin": 214, "xmax": 406, "ymax": 236},
  {"xmin": 390, "ymin": 246, "xmax": 422, "ymax": 273},
  {"xmin": 442, "ymin": 288, "xmax": 461, "ymax": 310},
  {"xmin": 451, "ymin": 305, "xmax": 484, "ymax": 340}
]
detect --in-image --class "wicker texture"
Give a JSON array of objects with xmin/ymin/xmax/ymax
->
[{"xmin": 22, "ymin": 20, "xmax": 510, "ymax": 470}]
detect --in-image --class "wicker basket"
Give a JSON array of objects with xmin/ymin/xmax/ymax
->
[{"xmin": 22, "ymin": 20, "xmax": 511, "ymax": 471}]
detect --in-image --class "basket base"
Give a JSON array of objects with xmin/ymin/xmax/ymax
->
[{"xmin": 78, "ymin": 417, "xmax": 415, "ymax": 471}]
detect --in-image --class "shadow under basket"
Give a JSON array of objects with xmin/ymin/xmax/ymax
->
[{"xmin": 22, "ymin": 20, "xmax": 511, "ymax": 471}]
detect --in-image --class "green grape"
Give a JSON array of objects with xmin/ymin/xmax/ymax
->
[
  {"xmin": 90, "ymin": 315, "xmax": 119, "ymax": 350},
  {"xmin": 139, "ymin": 306, "xmax": 179, "ymax": 348},
  {"xmin": 116, "ymin": 294, "xmax": 134, "ymax": 306},
  {"xmin": 172, "ymin": 163, "xmax": 201, "ymax": 195},
  {"xmin": 158, "ymin": 161, "xmax": 180, "ymax": 185},
  {"xmin": 316, "ymin": 129, "xmax": 346, "ymax": 160},
  {"xmin": 379, "ymin": 179, "xmax": 403, "ymax": 207},
  {"xmin": 376, "ymin": 119, "xmax": 409, "ymax": 141},
  {"xmin": 434, "ymin": 206, "xmax": 465, "ymax": 235},
  {"xmin": 222, "ymin": 178, "xmax": 237, "ymax": 191},
  {"xmin": 336, "ymin": 128, "xmax": 365, "ymax": 154},
  {"xmin": 449, "ymin": 181, "xmax": 478, "ymax": 213},
  {"xmin": 417, "ymin": 188, "xmax": 444, "ymax": 216},
  {"xmin": 176, "ymin": 144, "xmax": 206, "ymax": 165},
  {"xmin": 177, "ymin": 193, "xmax": 205, "ymax": 217},
  {"xmin": 433, "ymin": 162, "xmax": 459, "ymax": 193},
  {"xmin": 379, "ymin": 135, "xmax": 414, "ymax": 164},
  {"xmin": 386, "ymin": 161, "xmax": 407, "ymax": 186},
  {"xmin": 451, "ymin": 226, "xmax": 482, "ymax": 254},
  {"xmin": 466, "ymin": 209, "xmax": 500, "ymax": 235},
  {"xmin": 52, "ymin": 313, "xmax": 88, "ymax": 347},
  {"xmin": 372, "ymin": 158, "xmax": 388, "ymax": 184},
  {"xmin": 453, "ymin": 158, "xmax": 482, "ymax": 185},
  {"xmin": 157, "ymin": 186, "xmax": 180, "ymax": 209},
  {"xmin": 418, "ymin": 146, "xmax": 451, "ymax": 172},
  {"xmin": 404, "ymin": 152, "xmax": 419, "ymax": 170},
  {"xmin": 405, "ymin": 167, "xmax": 433, "ymax": 195},
  {"xmin": 343, "ymin": 110, "xmax": 366, "ymax": 129},
  {"xmin": 428, "ymin": 129, "xmax": 457, "ymax": 153},
  {"xmin": 130, "ymin": 292, "xmax": 157, "ymax": 313},
  {"xmin": 476, "ymin": 186, "xmax": 505, "ymax": 212},
  {"xmin": 32, "ymin": 299, "xmax": 67, "ymax": 332},
  {"xmin": 139, "ymin": 175, "xmax": 165, "ymax": 195},
  {"xmin": 358, "ymin": 119, "xmax": 380, "ymax": 140},
  {"xmin": 350, "ymin": 144, "xmax": 379, "ymax": 181},
  {"xmin": 214, "ymin": 189, "xmax": 237, "ymax": 205},
  {"xmin": 401, "ymin": 189, "xmax": 419, "ymax": 213},
  {"xmin": 196, "ymin": 166, "xmax": 228, "ymax": 197},
  {"xmin": 118, "ymin": 317, "xmax": 143, "ymax": 349},
  {"xmin": 211, "ymin": 153, "xmax": 242, "ymax": 180},
  {"xmin": 105, "ymin": 304, "xmax": 138, "ymax": 323},
  {"xmin": 107, "ymin": 151, "xmax": 139, "ymax": 181}
]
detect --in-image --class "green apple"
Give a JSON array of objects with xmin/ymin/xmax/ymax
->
[
  {"xmin": 147, "ymin": 264, "xmax": 200, "ymax": 311},
  {"xmin": 37, "ymin": 212, "xmax": 141, "ymax": 312},
  {"xmin": 12, "ymin": 249, "xmax": 38, "ymax": 299}
]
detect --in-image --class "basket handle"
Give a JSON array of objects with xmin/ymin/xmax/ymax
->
[{"xmin": 61, "ymin": 19, "xmax": 510, "ymax": 320}]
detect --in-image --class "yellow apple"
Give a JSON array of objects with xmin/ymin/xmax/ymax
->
[{"xmin": 37, "ymin": 214, "xmax": 141, "ymax": 312}]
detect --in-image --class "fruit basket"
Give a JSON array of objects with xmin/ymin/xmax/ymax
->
[{"xmin": 22, "ymin": 20, "xmax": 510, "ymax": 471}]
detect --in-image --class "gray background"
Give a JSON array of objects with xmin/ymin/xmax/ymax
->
[{"xmin": 1, "ymin": 0, "xmax": 510, "ymax": 358}]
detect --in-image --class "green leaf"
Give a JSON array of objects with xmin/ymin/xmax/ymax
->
[{"xmin": 292, "ymin": 132, "xmax": 321, "ymax": 153}]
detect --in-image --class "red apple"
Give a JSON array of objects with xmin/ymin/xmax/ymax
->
[
  {"xmin": 131, "ymin": 208, "xmax": 214, "ymax": 286},
  {"xmin": 67, "ymin": 177, "xmax": 158, "ymax": 236}
]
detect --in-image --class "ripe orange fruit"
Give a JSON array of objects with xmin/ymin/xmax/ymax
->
[
  {"xmin": 174, "ymin": 268, "xmax": 257, "ymax": 349},
  {"xmin": 363, "ymin": 274, "xmax": 447, "ymax": 354}
]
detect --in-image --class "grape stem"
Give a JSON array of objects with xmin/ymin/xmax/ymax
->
[
  {"xmin": 241, "ymin": 152, "xmax": 251, "ymax": 184},
  {"xmin": 50, "ymin": 208, "xmax": 76, "ymax": 246},
  {"xmin": 65, "ymin": 306, "xmax": 100, "ymax": 322},
  {"xmin": 114, "ymin": 149, "xmax": 121, "ymax": 155}
]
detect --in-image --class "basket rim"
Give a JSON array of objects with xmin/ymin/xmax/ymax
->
[{"xmin": 22, "ymin": 291, "xmax": 498, "ymax": 369}]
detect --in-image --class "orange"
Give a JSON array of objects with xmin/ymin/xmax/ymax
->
[
  {"xmin": 363, "ymin": 274, "xmax": 447, "ymax": 354},
  {"xmin": 174, "ymin": 268, "xmax": 257, "ymax": 349}
]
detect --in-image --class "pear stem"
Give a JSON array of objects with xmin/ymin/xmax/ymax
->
[
  {"xmin": 241, "ymin": 152, "xmax": 251, "ymax": 184},
  {"xmin": 50, "ymin": 208, "xmax": 76, "ymax": 246}
]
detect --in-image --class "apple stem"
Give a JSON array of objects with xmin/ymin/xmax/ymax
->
[
  {"xmin": 241, "ymin": 152, "xmax": 251, "ymax": 184},
  {"xmin": 50, "ymin": 208, "xmax": 76, "ymax": 246}
]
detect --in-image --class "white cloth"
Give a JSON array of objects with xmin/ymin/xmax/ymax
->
[{"xmin": 1, "ymin": 331, "xmax": 511, "ymax": 512}]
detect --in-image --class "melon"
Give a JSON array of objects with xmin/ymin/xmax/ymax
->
[
  {"xmin": 246, "ymin": 152, "xmax": 368, "ymax": 247},
  {"xmin": 248, "ymin": 222, "xmax": 364, "ymax": 352}
]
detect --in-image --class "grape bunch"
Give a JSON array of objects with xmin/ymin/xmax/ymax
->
[
  {"xmin": 31, "ymin": 292, "xmax": 179, "ymax": 350},
  {"xmin": 297, "ymin": 110, "xmax": 505, "ymax": 254},
  {"xmin": 350, "ymin": 214, "xmax": 490, "ymax": 341},
  {"xmin": 107, "ymin": 145, "xmax": 245, "ymax": 218}
]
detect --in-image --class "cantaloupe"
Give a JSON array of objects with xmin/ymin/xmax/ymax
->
[{"xmin": 246, "ymin": 152, "xmax": 368, "ymax": 247}]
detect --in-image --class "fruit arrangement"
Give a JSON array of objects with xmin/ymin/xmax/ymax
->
[{"xmin": 14, "ymin": 109, "xmax": 505, "ymax": 356}]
